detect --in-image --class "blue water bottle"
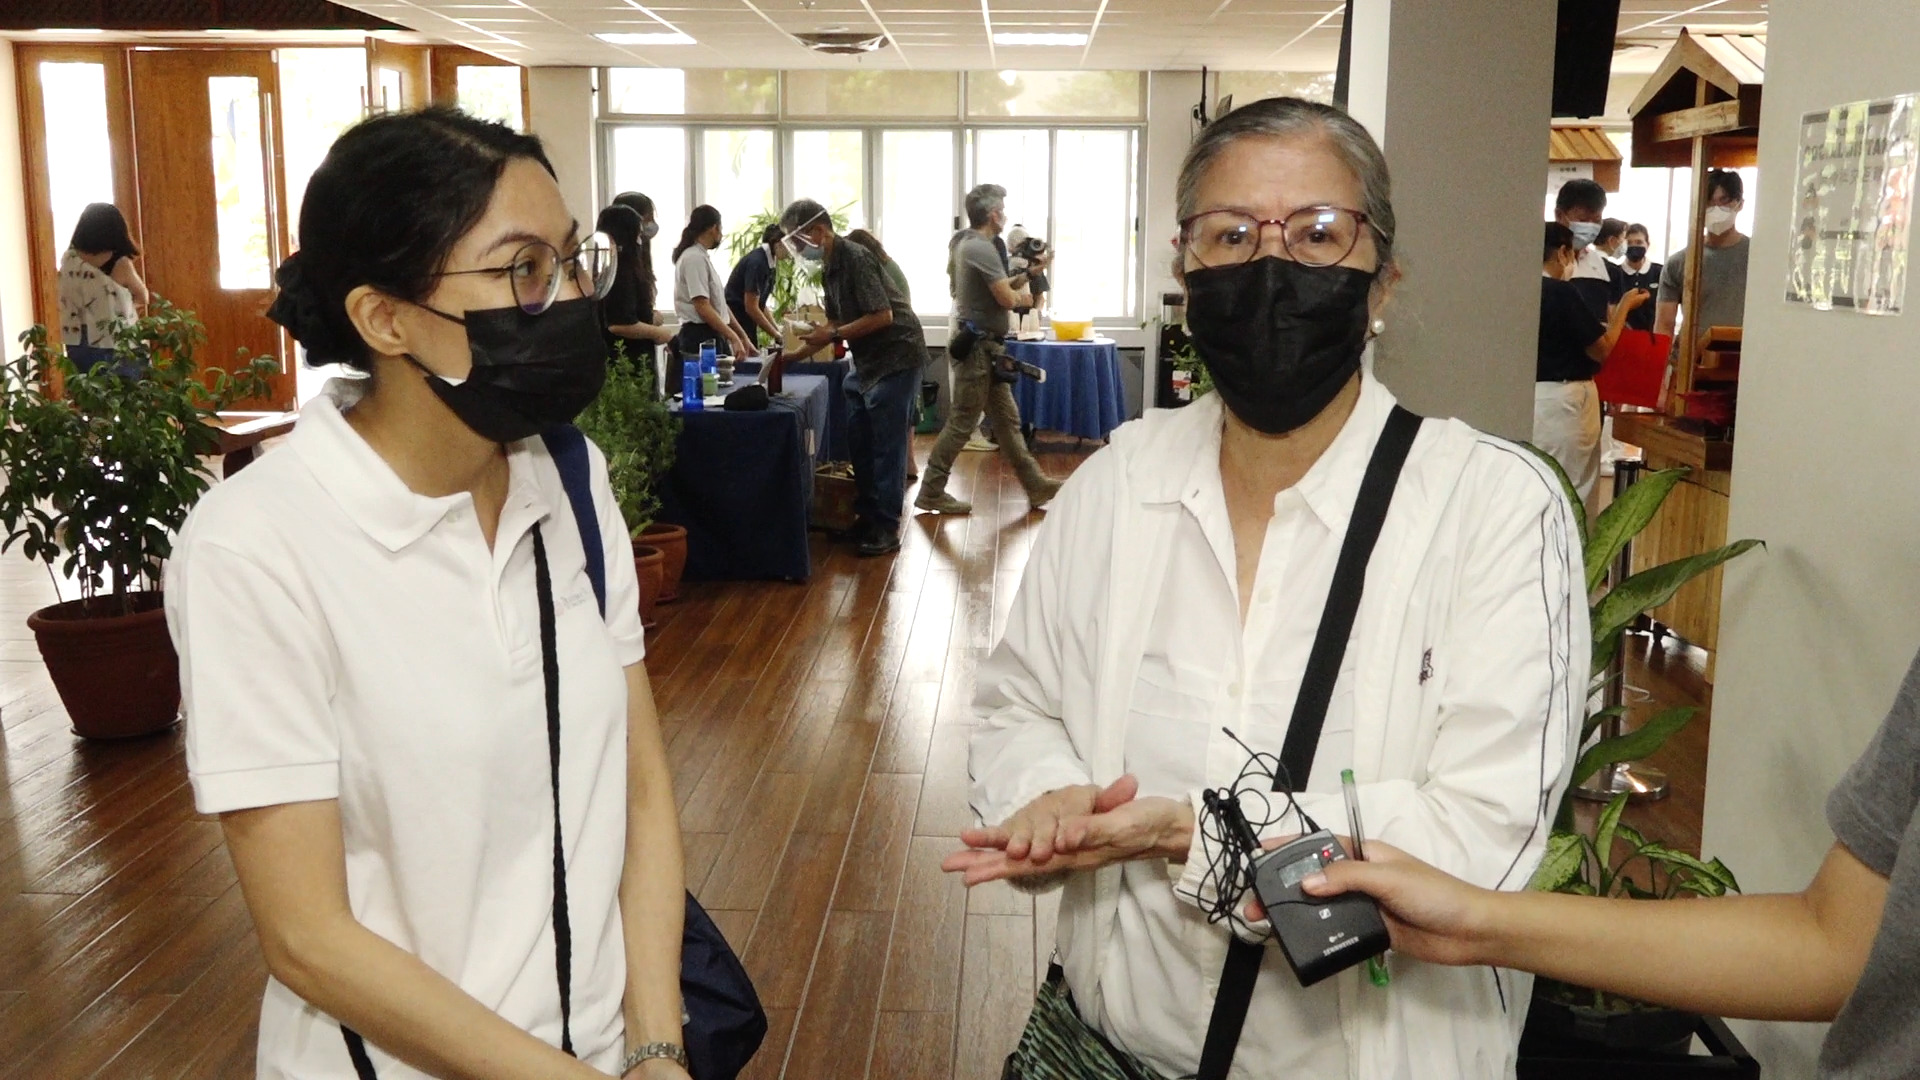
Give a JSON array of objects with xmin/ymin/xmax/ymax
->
[
  {"xmin": 699, "ymin": 341, "xmax": 717, "ymax": 373},
  {"xmin": 682, "ymin": 360, "xmax": 704, "ymax": 411}
]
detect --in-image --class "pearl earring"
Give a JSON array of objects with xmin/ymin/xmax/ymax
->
[{"xmin": 1370, "ymin": 318, "xmax": 1387, "ymax": 336}]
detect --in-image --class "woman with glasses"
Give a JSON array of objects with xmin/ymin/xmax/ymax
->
[
  {"xmin": 946, "ymin": 96, "xmax": 1585, "ymax": 1079},
  {"xmin": 165, "ymin": 108, "xmax": 691, "ymax": 1080}
]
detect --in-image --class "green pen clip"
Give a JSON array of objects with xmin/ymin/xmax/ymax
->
[{"xmin": 1341, "ymin": 769, "xmax": 1392, "ymax": 988}]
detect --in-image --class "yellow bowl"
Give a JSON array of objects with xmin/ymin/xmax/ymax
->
[{"xmin": 1052, "ymin": 320, "xmax": 1093, "ymax": 342}]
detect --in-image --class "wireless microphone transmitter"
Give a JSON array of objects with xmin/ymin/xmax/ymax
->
[{"xmin": 1250, "ymin": 831, "xmax": 1391, "ymax": 987}]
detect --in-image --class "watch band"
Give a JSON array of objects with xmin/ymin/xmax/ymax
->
[{"xmin": 620, "ymin": 1042, "xmax": 689, "ymax": 1074}]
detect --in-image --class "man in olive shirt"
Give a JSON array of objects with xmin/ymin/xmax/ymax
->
[
  {"xmin": 917, "ymin": 183, "xmax": 1060, "ymax": 516},
  {"xmin": 780, "ymin": 198, "xmax": 928, "ymax": 557}
]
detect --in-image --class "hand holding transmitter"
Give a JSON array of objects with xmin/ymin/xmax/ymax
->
[{"xmin": 1210, "ymin": 789, "xmax": 1390, "ymax": 988}]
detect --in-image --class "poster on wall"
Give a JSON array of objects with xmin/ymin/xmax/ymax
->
[{"xmin": 1786, "ymin": 95, "xmax": 1918, "ymax": 315}]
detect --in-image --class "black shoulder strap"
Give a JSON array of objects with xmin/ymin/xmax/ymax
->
[{"xmin": 1194, "ymin": 404, "xmax": 1423, "ymax": 1080}]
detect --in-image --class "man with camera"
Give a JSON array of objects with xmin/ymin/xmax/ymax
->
[{"xmin": 917, "ymin": 184, "xmax": 1061, "ymax": 516}]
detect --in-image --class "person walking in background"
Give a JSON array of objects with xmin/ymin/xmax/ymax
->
[
  {"xmin": 1553, "ymin": 178, "xmax": 1615, "ymax": 321},
  {"xmin": 1537, "ymin": 222, "xmax": 1648, "ymax": 507},
  {"xmin": 671, "ymin": 205, "xmax": 754, "ymax": 362},
  {"xmin": 916, "ymin": 184, "xmax": 1061, "ymax": 517},
  {"xmin": 724, "ymin": 224, "xmax": 786, "ymax": 350},
  {"xmin": 1619, "ymin": 223, "xmax": 1663, "ymax": 333},
  {"xmin": 780, "ymin": 199, "xmax": 930, "ymax": 558},
  {"xmin": 598, "ymin": 204, "xmax": 676, "ymax": 369},
  {"xmin": 59, "ymin": 202, "xmax": 148, "ymax": 374}
]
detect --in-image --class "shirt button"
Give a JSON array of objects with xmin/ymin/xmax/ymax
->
[
  {"xmin": 447, "ymin": 508, "xmax": 465, "ymax": 523},
  {"xmin": 1258, "ymin": 588, "xmax": 1275, "ymax": 604},
  {"xmin": 1228, "ymin": 683, "xmax": 1242, "ymax": 699}
]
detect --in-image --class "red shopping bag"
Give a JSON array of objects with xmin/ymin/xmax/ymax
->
[{"xmin": 1595, "ymin": 328, "xmax": 1670, "ymax": 410}]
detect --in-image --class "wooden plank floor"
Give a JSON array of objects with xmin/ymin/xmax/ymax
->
[{"xmin": 0, "ymin": 434, "xmax": 1716, "ymax": 1077}]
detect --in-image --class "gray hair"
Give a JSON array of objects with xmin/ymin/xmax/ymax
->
[
  {"xmin": 1176, "ymin": 96, "xmax": 1397, "ymax": 273},
  {"xmin": 778, "ymin": 198, "xmax": 831, "ymax": 235},
  {"xmin": 964, "ymin": 183, "xmax": 1006, "ymax": 228}
]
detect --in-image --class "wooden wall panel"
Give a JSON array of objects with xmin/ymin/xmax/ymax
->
[{"xmin": 1630, "ymin": 454, "xmax": 1734, "ymax": 672}]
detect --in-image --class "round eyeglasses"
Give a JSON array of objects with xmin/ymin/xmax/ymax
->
[
  {"xmin": 1178, "ymin": 206, "xmax": 1375, "ymax": 269},
  {"xmin": 437, "ymin": 232, "xmax": 618, "ymax": 315}
]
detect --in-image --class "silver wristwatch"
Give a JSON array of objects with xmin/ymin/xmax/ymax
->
[{"xmin": 620, "ymin": 1041, "xmax": 689, "ymax": 1074}]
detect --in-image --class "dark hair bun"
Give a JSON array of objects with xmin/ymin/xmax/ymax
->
[{"xmin": 266, "ymin": 252, "xmax": 356, "ymax": 363}]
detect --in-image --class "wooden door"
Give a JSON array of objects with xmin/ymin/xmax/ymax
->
[{"xmin": 130, "ymin": 49, "xmax": 293, "ymax": 407}]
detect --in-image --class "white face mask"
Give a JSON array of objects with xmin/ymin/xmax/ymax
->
[
  {"xmin": 1705, "ymin": 205, "xmax": 1737, "ymax": 235},
  {"xmin": 1568, "ymin": 221, "xmax": 1602, "ymax": 250}
]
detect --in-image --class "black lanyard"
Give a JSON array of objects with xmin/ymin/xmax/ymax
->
[{"xmin": 342, "ymin": 522, "xmax": 575, "ymax": 1075}]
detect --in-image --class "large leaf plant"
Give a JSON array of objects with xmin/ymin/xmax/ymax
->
[
  {"xmin": 573, "ymin": 341, "xmax": 679, "ymax": 539},
  {"xmin": 1524, "ymin": 450, "xmax": 1761, "ymax": 1010},
  {"xmin": 0, "ymin": 302, "xmax": 276, "ymax": 617}
]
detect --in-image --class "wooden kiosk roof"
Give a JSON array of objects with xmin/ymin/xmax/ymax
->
[
  {"xmin": 1629, "ymin": 30, "xmax": 1766, "ymax": 168},
  {"xmin": 1550, "ymin": 126, "xmax": 1623, "ymax": 190}
]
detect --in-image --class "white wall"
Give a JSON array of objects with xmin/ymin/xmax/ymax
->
[
  {"xmin": 526, "ymin": 67, "xmax": 598, "ymax": 231},
  {"xmin": 0, "ymin": 42, "xmax": 37, "ymax": 358},
  {"xmin": 1703, "ymin": 0, "xmax": 1920, "ymax": 1070},
  {"xmin": 1346, "ymin": 0, "xmax": 1554, "ymax": 439}
]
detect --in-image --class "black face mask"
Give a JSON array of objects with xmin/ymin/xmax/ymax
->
[
  {"xmin": 410, "ymin": 296, "xmax": 608, "ymax": 443},
  {"xmin": 1183, "ymin": 256, "xmax": 1374, "ymax": 435},
  {"xmin": 1626, "ymin": 244, "xmax": 1648, "ymax": 263}
]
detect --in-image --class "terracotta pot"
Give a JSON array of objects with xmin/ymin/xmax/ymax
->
[
  {"xmin": 27, "ymin": 593, "xmax": 180, "ymax": 740},
  {"xmin": 640, "ymin": 522, "xmax": 688, "ymax": 603},
  {"xmin": 634, "ymin": 544, "xmax": 666, "ymax": 630}
]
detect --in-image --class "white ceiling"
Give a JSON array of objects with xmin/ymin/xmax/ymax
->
[{"xmin": 320, "ymin": 0, "xmax": 1769, "ymax": 71}]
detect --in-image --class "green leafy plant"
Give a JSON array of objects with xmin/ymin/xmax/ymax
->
[
  {"xmin": 1524, "ymin": 449, "xmax": 1760, "ymax": 1011},
  {"xmin": 725, "ymin": 205, "xmax": 852, "ymax": 328},
  {"xmin": 574, "ymin": 341, "xmax": 679, "ymax": 538},
  {"xmin": 0, "ymin": 302, "xmax": 277, "ymax": 617},
  {"xmin": 1167, "ymin": 339, "xmax": 1213, "ymax": 399}
]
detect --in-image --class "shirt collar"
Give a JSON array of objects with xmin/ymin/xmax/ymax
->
[
  {"xmin": 1175, "ymin": 369, "xmax": 1394, "ymax": 534},
  {"xmin": 292, "ymin": 379, "xmax": 553, "ymax": 553}
]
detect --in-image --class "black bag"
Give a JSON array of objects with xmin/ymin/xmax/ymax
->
[
  {"xmin": 723, "ymin": 383, "xmax": 770, "ymax": 411},
  {"xmin": 948, "ymin": 320, "xmax": 980, "ymax": 361},
  {"xmin": 337, "ymin": 429, "xmax": 768, "ymax": 1080}
]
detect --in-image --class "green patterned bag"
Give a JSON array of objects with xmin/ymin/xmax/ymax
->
[{"xmin": 1001, "ymin": 965, "xmax": 1170, "ymax": 1080}]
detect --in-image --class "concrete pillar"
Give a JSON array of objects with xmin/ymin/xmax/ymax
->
[
  {"xmin": 526, "ymin": 67, "xmax": 598, "ymax": 229},
  {"xmin": 1345, "ymin": 0, "xmax": 1556, "ymax": 439}
]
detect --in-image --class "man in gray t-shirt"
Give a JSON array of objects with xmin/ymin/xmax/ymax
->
[
  {"xmin": 1656, "ymin": 170, "xmax": 1751, "ymax": 360},
  {"xmin": 953, "ymin": 230, "xmax": 1014, "ymax": 337}
]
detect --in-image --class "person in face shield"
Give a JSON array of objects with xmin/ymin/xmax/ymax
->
[
  {"xmin": 165, "ymin": 108, "xmax": 691, "ymax": 1080},
  {"xmin": 945, "ymin": 96, "xmax": 1587, "ymax": 1080}
]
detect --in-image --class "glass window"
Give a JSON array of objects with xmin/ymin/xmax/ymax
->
[
  {"xmin": 792, "ymin": 130, "xmax": 866, "ymax": 230},
  {"xmin": 277, "ymin": 49, "xmax": 368, "ymax": 240},
  {"xmin": 605, "ymin": 69, "xmax": 777, "ymax": 116},
  {"xmin": 699, "ymin": 128, "xmax": 777, "ymax": 282},
  {"xmin": 207, "ymin": 76, "xmax": 272, "ymax": 290},
  {"xmin": 1215, "ymin": 71, "xmax": 1336, "ymax": 110},
  {"xmin": 966, "ymin": 71, "xmax": 1142, "ymax": 119},
  {"xmin": 608, "ymin": 125, "xmax": 687, "ymax": 300},
  {"xmin": 376, "ymin": 67, "xmax": 404, "ymax": 112},
  {"xmin": 37, "ymin": 62, "xmax": 116, "ymax": 263},
  {"xmin": 457, "ymin": 65, "xmax": 523, "ymax": 129},
  {"xmin": 785, "ymin": 70, "xmax": 957, "ymax": 118},
  {"xmin": 881, "ymin": 130, "xmax": 956, "ymax": 312},
  {"xmin": 1051, "ymin": 129, "xmax": 1136, "ymax": 319},
  {"xmin": 972, "ymin": 129, "xmax": 1050, "ymax": 239}
]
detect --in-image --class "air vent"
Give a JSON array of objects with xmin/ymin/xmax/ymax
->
[{"xmin": 795, "ymin": 29, "xmax": 889, "ymax": 54}]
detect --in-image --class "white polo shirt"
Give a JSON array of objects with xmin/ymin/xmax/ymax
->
[{"xmin": 167, "ymin": 380, "xmax": 647, "ymax": 1079}]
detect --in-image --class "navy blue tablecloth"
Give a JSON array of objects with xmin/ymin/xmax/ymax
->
[
  {"xmin": 1003, "ymin": 338, "xmax": 1126, "ymax": 441},
  {"xmin": 784, "ymin": 361, "xmax": 851, "ymax": 462},
  {"xmin": 655, "ymin": 373, "xmax": 829, "ymax": 582}
]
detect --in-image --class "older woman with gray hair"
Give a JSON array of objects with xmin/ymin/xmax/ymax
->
[{"xmin": 944, "ymin": 96, "xmax": 1587, "ymax": 1079}]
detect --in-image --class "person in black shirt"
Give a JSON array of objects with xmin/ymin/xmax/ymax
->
[
  {"xmin": 725, "ymin": 224, "xmax": 786, "ymax": 348},
  {"xmin": 1619, "ymin": 222, "xmax": 1662, "ymax": 333},
  {"xmin": 1535, "ymin": 222, "xmax": 1648, "ymax": 509},
  {"xmin": 598, "ymin": 203, "xmax": 675, "ymax": 369}
]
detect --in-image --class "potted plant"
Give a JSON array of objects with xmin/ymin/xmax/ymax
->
[
  {"xmin": 575, "ymin": 342, "xmax": 680, "ymax": 624},
  {"xmin": 1520, "ymin": 457, "xmax": 1761, "ymax": 1059},
  {"xmin": 0, "ymin": 303, "xmax": 275, "ymax": 738}
]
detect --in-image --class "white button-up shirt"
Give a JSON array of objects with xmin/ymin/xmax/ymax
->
[
  {"xmin": 1093, "ymin": 379, "xmax": 1385, "ymax": 1078},
  {"xmin": 167, "ymin": 382, "xmax": 647, "ymax": 1079},
  {"xmin": 970, "ymin": 371, "xmax": 1587, "ymax": 1079}
]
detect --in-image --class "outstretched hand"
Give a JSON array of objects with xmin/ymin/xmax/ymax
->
[
  {"xmin": 942, "ymin": 776, "xmax": 1195, "ymax": 886},
  {"xmin": 1241, "ymin": 839, "xmax": 1497, "ymax": 967}
]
